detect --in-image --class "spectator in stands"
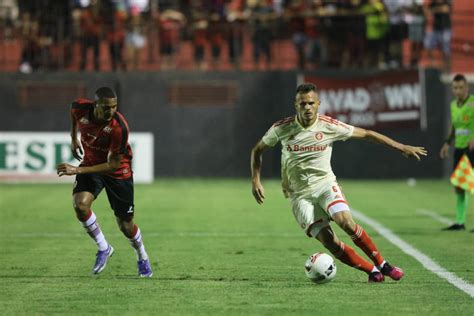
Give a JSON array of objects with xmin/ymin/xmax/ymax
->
[
  {"xmin": 340, "ymin": 0, "xmax": 365, "ymax": 69},
  {"xmin": 125, "ymin": 6, "xmax": 147, "ymax": 70},
  {"xmin": 208, "ymin": 8, "xmax": 225, "ymax": 70},
  {"xmin": 79, "ymin": 0, "xmax": 102, "ymax": 71},
  {"xmin": 158, "ymin": 8, "xmax": 186, "ymax": 70},
  {"xmin": 18, "ymin": 2, "xmax": 40, "ymax": 73},
  {"xmin": 405, "ymin": 0, "xmax": 425, "ymax": 67},
  {"xmin": 424, "ymin": 0, "xmax": 451, "ymax": 72},
  {"xmin": 361, "ymin": 0, "xmax": 388, "ymax": 69},
  {"xmin": 0, "ymin": 0, "xmax": 18, "ymax": 41},
  {"xmin": 53, "ymin": 0, "xmax": 75, "ymax": 69},
  {"xmin": 322, "ymin": 0, "xmax": 352, "ymax": 68},
  {"xmin": 315, "ymin": 0, "xmax": 339, "ymax": 69},
  {"xmin": 105, "ymin": 3, "xmax": 127, "ymax": 71},
  {"xmin": 249, "ymin": 0, "xmax": 275, "ymax": 70},
  {"xmin": 18, "ymin": 0, "xmax": 41, "ymax": 35},
  {"xmin": 19, "ymin": 18, "xmax": 41, "ymax": 73},
  {"xmin": 383, "ymin": 0, "xmax": 407, "ymax": 68},
  {"xmin": 190, "ymin": 8, "xmax": 209, "ymax": 70},
  {"xmin": 305, "ymin": 0, "xmax": 324, "ymax": 69},
  {"xmin": 284, "ymin": 0, "xmax": 307, "ymax": 69},
  {"xmin": 225, "ymin": 0, "xmax": 247, "ymax": 69}
]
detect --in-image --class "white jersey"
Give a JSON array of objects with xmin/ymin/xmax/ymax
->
[{"xmin": 262, "ymin": 114, "xmax": 354, "ymax": 198}]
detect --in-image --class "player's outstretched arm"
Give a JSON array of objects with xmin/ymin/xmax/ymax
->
[
  {"xmin": 56, "ymin": 152, "xmax": 122, "ymax": 177},
  {"xmin": 251, "ymin": 140, "xmax": 269, "ymax": 204},
  {"xmin": 351, "ymin": 127, "xmax": 428, "ymax": 161}
]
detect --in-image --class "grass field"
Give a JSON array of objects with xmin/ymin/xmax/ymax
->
[{"xmin": 1, "ymin": 179, "xmax": 473, "ymax": 315}]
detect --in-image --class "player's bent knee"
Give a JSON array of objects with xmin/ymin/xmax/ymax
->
[
  {"xmin": 331, "ymin": 211, "xmax": 356, "ymax": 234},
  {"xmin": 340, "ymin": 220, "xmax": 357, "ymax": 234},
  {"xmin": 73, "ymin": 194, "xmax": 93, "ymax": 217},
  {"xmin": 116, "ymin": 217, "xmax": 134, "ymax": 238},
  {"xmin": 73, "ymin": 200, "xmax": 90, "ymax": 214}
]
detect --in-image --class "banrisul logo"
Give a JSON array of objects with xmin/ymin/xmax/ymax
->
[{"xmin": 286, "ymin": 144, "xmax": 327, "ymax": 152}]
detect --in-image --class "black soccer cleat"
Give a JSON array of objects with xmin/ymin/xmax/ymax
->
[
  {"xmin": 368, "ymin": 271, "xmax": 385, "ymax": 283},
  {"xmin": 442, "ymin": 223, "xmax": 465, "ymax": 231}
]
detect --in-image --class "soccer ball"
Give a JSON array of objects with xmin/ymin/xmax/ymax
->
[{"xmin": 304, "ymin": 252, "xmax": 337, "ymax": 284}]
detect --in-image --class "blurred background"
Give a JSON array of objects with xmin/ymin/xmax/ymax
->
[{"xmin": 0, "ymin": 0, "xmax": 472, "ymax": 182}]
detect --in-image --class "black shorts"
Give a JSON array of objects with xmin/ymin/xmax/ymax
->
[
  {"xmin": 453, "ymin": 148, "xmax": 474, "ymax": 170},
  {"xmin": 73, "ymin": 173, "xmax": 134, "ymax": 219}
]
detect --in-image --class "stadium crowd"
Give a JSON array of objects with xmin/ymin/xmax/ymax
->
[{"xmin": 0, "ymin": 0, "xmax": 452, "ymax": 72}]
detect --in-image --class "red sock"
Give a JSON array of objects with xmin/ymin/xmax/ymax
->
[
  {"xmin": 351, "ymin": 224, "xmax": 384, "ymax": 266},
  {"xmin": 77, "ymin": 209, "xmax": 93, "ymax": 222},
  {"xmin": 332, "ymin": 242, "xmax": 374, "ymax": 274}
]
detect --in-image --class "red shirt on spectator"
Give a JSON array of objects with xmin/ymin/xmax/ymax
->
[
  {"xmin": 106, "ymin": 11, "xmax": 127, "ymax": 43},
  {"xmin": 286, "ymin": 2, "xmax": 306, "ymax": 34},
  {"xmin": 80, "ymin": 7, "xmax": 102, "ymax": 37},
  {"xmin": 305, "ymin": 14, "xmax": 319, "ymax": 39},
  {"xmin": 158, "ymin": 11, "xmax": 185, "ymax": 46}
]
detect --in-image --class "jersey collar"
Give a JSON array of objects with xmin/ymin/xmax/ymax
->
[
  {"xmin": 457, "ymin": 95, "xmax": 471, "ymax": 107},
  {"xmin": 295, "ymin": 114, "xmax": 319, "ymax": 130}
]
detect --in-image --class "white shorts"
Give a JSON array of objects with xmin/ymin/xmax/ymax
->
[{"xmin": 290, "ymin": 182, "xmax": 350, "ymax": 238}]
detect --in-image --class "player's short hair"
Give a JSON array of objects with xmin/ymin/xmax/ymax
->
[
  {"xmin": 95, "ymin": 87, "xmax": 117, "ymax": 99},
  {"xmin": 296, "ymin": 83, "xmax": 317, "ymax": 94},
  {"xmin": 453, "ymin": 74, "xmax": 467, "ymax": 83}
]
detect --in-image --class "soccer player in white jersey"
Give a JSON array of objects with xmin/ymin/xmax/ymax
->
[{"xmin": 250, "ymin": 83, "xmax": 427, "ymax": 282}]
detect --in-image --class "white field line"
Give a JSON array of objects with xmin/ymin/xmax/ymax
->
[
  {"xmin": 6, "ymin": 232, "xmax": 302, "ymax": 238},
  {"xmin": 352, "ymin": 209, "xmax": 474, "ymax": 299},
  {"xmin": 416, "ymin": 209, "xmax": 453, "ymax": 225}
]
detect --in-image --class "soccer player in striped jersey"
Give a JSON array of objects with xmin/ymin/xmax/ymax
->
[
  {"xmin": 56, "ymin": 87, "xmax": 153, "ymax": 277},
  {"xmin": 251, "ymin": 83, "xmax": 427, "ymax": 282},
  {"xmin": 440, "ymin": 74, "xmax": 474, "ymax": 231}
]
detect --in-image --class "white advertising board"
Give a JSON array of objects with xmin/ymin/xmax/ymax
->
[{"xmin": 0, "ymin": 132, "xmax": 154, "ymax": 183}]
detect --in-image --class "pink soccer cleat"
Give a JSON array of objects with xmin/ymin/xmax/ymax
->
[
  {"xmin": 368, "ymin": 271, "xmax": 385, "ymax": 283},
  {"xmin": 380, "ymin": 263, "xmax": 404, "ymax": 281}
]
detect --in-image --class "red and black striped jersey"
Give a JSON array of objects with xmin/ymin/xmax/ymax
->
[{"xmin": 71, "ymin": 98, "xmax": 133, "ymax": 179}]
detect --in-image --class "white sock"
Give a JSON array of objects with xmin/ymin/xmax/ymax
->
[
  {"xmin": 128, "ymin": 226, "xmax": 149, "ymax": 261},
  {"xmin": 81, "ymin": 211, "xmax": 109, "ymax": 251},
  {"xmin": 371, "ymin": 266, "xmax": 380, "ymax": 273},
  {"xmin": 378, "ymin": 260, "xmax": 387, "ymax": 270}
]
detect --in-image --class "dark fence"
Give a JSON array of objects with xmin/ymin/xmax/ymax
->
[{"xmin": 0, "ymin": 68, "xmax": 447, "ymax": 179}]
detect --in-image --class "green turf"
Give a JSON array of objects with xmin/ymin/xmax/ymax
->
[{"xmin": 0, "ymin": 179, "xmax": 473, "ymax": 315}]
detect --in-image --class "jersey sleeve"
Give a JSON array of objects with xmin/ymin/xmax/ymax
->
[
  {"xmin": 322, "ymin": 117, "xmax": 354, "ymax": 142},
  {"xmin": 70, "ymin": 101, "xmax": 81, "ymax": 120},
  {"xmin": 110, "ymin": 125, "xmax": 129, "ymax": 155},
  {"xmin": 262, "ymin": 125, "xmax": 280, "ymax": 147},
  {"xmin": 333, "ymin": 120, "xmax": 354, "ymax": 141},
  {"xmin": 71, "ymin": 98, "xmax": 93, "ymax": 119}
]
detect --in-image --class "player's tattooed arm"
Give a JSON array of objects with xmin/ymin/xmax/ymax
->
[
  {"xmin": 70, "ymin": 111, "xmax": 83, "ymax": 161},
  {"xmin": 351, "ymin": 127, "xmax": 428, "ymax": 161},
  {"xmin": 251, "ymin": 140, "xmax": 269, "ymax": 204}
]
